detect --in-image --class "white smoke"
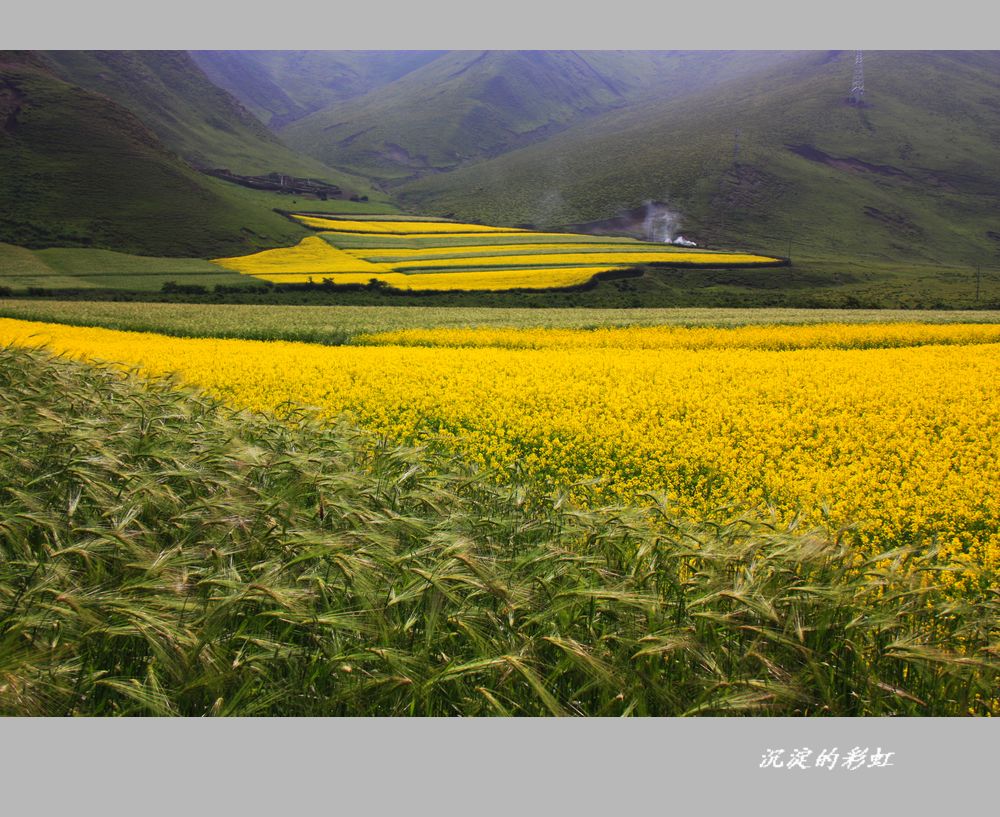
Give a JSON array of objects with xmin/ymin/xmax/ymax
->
[
  {"xmin": 534, "ymin": 189, "xmax": 566, "ymax": 227},
  {"xmin": 642, "ymin": 200, "xmax": 695, "ymax": 246}
]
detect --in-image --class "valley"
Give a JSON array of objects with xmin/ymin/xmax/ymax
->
[{"xmin": 0, "ymin": 49, "xmax": 998, "ymax": 718}]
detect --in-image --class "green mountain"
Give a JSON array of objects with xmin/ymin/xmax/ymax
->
[
  {"xmin": 395, "ymin": 51, "xmax": 1000, "ymax": 270},
  {"xmin": 4, "ymin": 48, "xmax": 997, "ymax": 291},
  {"xmin": 279, "ymin": 51, "xmax": 798, "ymax": 183},
  {"xmin": 0, "ymin": 52, "xmax": 310, "ymax": 257},
  {"xmin": 190, "ymin": 50, "xmax": 444, "ymax": 128},
  {"xmin": 41, "ymin": 50, "xmax": 375, "ymax": 194}
]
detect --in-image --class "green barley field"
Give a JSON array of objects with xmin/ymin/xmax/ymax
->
[{"xmin": 3, "ymin": 299, "xmax": 1000, "ymax": 346}]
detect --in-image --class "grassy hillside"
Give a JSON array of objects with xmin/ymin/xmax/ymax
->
[
  {"xmin": 281, "ymin": 51, "xmax": 797, "ymax": 182},
  {"xmin": 40, "ymin": 51, "xmax": 376, "ymax": 196},
  {"xmin": 0, "ymin": 54, "xmax": 317, "ymax": 256},
  {"xmin": 397, "ymin": 51, "xmax": 1000, "ymax": 271}
]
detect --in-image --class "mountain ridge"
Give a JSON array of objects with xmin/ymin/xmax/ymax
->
[
  {"xmin": 190, "ymin": 50, "xmax": 446, "ymax": 128},
  {"xmin": 278, "ymin": 51, "xmax": 801, "ymax": 182},
  {"xmin": 41, "ymin": 50, "xmax": 377, "ymax": 195}
]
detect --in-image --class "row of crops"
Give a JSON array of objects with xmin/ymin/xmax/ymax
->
[{"xmin": 211, "ymin": 214, "xmax": 780, "ymax": 290}]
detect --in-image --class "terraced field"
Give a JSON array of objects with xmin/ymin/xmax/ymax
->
[{"xmin": 211, "ymin": 215, "xmax": 781, "ymax": 291}]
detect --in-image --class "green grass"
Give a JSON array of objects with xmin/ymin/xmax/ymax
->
[
  {"xmin": 1, "ymin": 344, "xmax": 995, "ymax": 716},
  {"xmin": 0, "ymin": 243, "xmax": 97, "ymax": 289},
  {"xmin": 4, "ymin": 300, "xmax": 1000, "ymax": 347},
  {"xmin": 316, "ymin": 232, "xmax": 641, "ymax": 249},
  {"xmin": 36, "ymin": 248, "xmax": 245, "ymax": 291},
  {"xmin": 0, "ymin": 243, "xmax": 249, "ymax": 291}
]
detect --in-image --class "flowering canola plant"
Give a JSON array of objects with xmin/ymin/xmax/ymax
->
[
  {"xmin": 215, "ymin": 236, "xmax": 393, "ymax": 279},
  {"xmin": 1, "ymin": 317, "xmax": 997, "ymax": 596}
]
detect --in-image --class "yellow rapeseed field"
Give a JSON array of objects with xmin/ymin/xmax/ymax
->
[
  {"xmin": 212, "ymin": 237, "xmax": 616, "ymax": 288},
  {"xmin": 1, "ymin": 317, "xmax": 997, "ymax": 595},
  {"xmin": 359, "ymin": 322, "xmax": 1000, "ymax": 350},
  {"xmin": 214, "ymin": 214, "xmax": 780, "ymax": 290},
  {"xmin": 213, "ymin": 236, "xmax": 622, "ymax": 289}
]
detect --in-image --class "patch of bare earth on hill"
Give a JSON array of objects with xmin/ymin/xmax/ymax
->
[
  {"xmin": 787, "ymin": 143, "xmax": 973, "ymax": 192},
  {"xmin": 863, "ymin": 207, "xmax": 924, "ymax": 239},
  {"xmin": 335, "ymin": 126, "xmax": 375, "ymax": 148},
  {"xmin": 787, "ymin": 144, "xmax": 909, "ymax": 177},
  {"xmin": 382, "ymin": 142, "xmax": 432, "ymax": 169},
  {"xmin": 561, "ymin": 203, "xmax": 656, "ymax": 238}
]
